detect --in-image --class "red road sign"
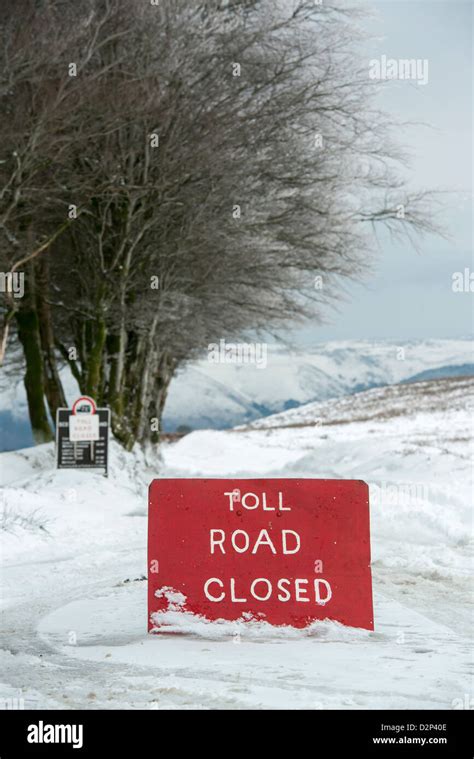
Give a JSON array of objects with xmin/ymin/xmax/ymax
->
[
  {"xmin": 148, "ymin": 479, "xmax": 374, "ymax": 631},
  {"xmin": 72, "ymin": 396, "xmax": 97, "ymax": 415}
]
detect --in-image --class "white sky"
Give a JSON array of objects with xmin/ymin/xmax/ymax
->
[{"xmin": 291, "ymin": 0, "xmax": 472, "ymax": 344}]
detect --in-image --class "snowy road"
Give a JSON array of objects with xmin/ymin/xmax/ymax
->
[{"xmin": 1, "ymin": 377, "xmax": 472, "ymax": 709}]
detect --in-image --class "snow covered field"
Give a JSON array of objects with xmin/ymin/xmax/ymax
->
[{"xmin": 0, "ymin": 376, "xmax": 472, "ymax": 709}]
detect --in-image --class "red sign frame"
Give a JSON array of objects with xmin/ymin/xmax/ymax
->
[
  {"xmin": 148, "ymin": 478, "xmax": 374, "ymax": 631},
  {"xmin": 72, "ymin": 396, "xmax": 97, "ymax": 415}
]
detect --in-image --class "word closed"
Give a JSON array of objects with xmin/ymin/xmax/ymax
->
[{"xmin": 148, "ymin": 479, "xmax": 374, "ymax": 630}]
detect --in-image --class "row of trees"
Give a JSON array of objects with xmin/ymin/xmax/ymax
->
[{"xmin": 0, "ymin": 0, "xmax": 440, "ymax": 449}]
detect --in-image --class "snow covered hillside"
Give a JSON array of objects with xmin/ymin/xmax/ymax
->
[
  {"xmin": 164, "ymin": 338, "xmax": 473, "ymax": 430},
  {"xmin": 0, "ymin": 376, "xmax": 472, "ymax": 709},
  {"xmin": 0, "ymin": 339, "xmax": 472, "ymax": 451}
]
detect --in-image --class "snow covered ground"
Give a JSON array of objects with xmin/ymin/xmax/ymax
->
[{"xmin": 0, "ymin": 376, "xmax": 472, "ymax": 709}]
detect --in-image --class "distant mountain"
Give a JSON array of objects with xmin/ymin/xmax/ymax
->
[
  {"xmin": 1, "ymin": 338, "xmax": 472, "ymax": 448},
  {"xmin": 401, "ymin": 363, "xmax": 474, "ymax": 383},
  {"xmin": 162, "ymin": 338, "xmax": 473, "ymax": 431}
]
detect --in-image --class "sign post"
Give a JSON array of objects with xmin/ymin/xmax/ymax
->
[
  {"xmin": 56, "ymin": 396, "xmax": 110, "ymax": 476},
  {"xmin": 148, "ymin": 478, "xmax": 374, "ymax": 631}
]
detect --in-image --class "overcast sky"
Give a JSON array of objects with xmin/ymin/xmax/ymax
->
[{"xmin": 291, "ymin": 0, "xmax": 472, "ymax": 345}]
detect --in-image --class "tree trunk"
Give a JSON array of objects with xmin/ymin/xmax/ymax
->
[
  {"xmin": 15, "ymin": 305, "xmax": 54, "ymax": 444},
  {"xmin": 141, "ymin": 351, "xmax": 176, "ymax": 447},
  {"xmin": 0, "ymin": 305, "xmax": 16, "ymax": 366},
  {"xmin": 84, "ymin": 317, "xmax": 106, "ymax": 401},
  {"xmin": 125, "ymin": 317, "xmax": 159, "ymax": 447},
  {"xmin": 35, "ymin": 255, "xmax": 66, "ymax": 422},
  {"xmin": 106, "ymin": 330, "xmax": 131, "ymax": 446}
]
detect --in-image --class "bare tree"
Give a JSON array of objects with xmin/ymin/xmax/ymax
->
[{"xmin": 1, "ymin": 0, "xmax": 443, "ymax": 448}]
